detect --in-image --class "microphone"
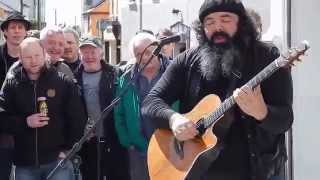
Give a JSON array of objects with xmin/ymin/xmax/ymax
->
[{"xmin": 157, "ymin": 34, "xmax": 181, "ymax": 47}]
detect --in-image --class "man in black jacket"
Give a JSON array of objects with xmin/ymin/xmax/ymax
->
[
  {"xmin": 0, "ymin": 12, "xmax": 30, "ymax": 180},
  {"xmin": 76, "ymin": 35, "xmax": 129, "ymax": 180},
  {"xmin": 1, "ymin": 37, "xmax": 86, "ymax": 180},
  {"xmin": 142, "ymin": 0, "xmax": 293, "ymax": 180}
]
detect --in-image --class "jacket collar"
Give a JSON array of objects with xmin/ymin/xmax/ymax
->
[
  {"xmin": 76, "ymin": 60, "xmax": 112, "ymax": 74},
  {"xmin": 129, "ymin": 54, "xmax": 170, "ymax": 80},
  {"xmin": 14, "ymin": 63, "xmax": 53, "ymax": 83}
]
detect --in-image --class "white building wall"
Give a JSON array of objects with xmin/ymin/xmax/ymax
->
[
  {"xmin": 291, "ymin": 0, "xmax": 320, "ymax": 179},
  {"xmin": 23, "ymin": 0, "xmax": 34, "ymax": 20},
  {"xmin": 119, "ymin": 0, "xmax": 203, "ymax": 61},
  {"xmin": 119, "ymin": 0, "xmax": 276, "ymax": 61},
  {"xmin": 0, "ymin": 0, "xmax": 19, "ymax": 12}
]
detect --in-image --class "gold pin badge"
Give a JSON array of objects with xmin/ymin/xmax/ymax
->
[{"xmin": 47, "ymin": 89, "xmax": 56, "ymax": 98}]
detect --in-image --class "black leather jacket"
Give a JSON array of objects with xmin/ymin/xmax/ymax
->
[
  {"xmin": 1, "ymin": 65, "xmax": 86, "ymax": 166},
  {"xmin": 143, "ymin": 41, "xmax": 293, "ymax": 180},
  {"xmin": 74, "ymin": 61, "xmax": 129, "ymax": 180},
  {"xmin": 0, "ymin": 43, "xmax": 17, "ymax": 148},
  {"xmin": 75, "ymin": 61, "xmax": 122, "ymax": 148},
  {"xmin": 0, "ymin": 44, "xmax": 11, "ymax": 85}
]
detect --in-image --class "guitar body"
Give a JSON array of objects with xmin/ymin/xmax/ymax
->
[{"xmin": 148, "ymin": 94, "xmax": 222, "ymax": 180}]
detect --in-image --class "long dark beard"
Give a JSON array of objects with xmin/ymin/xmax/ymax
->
[{"xmin": 199, "ymin": 42, "xmax": 241, "ymax": 81}]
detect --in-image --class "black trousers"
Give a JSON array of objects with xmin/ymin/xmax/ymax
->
[
  {"xmin": 0, "ymin": 147, "xmax": 13, "ymax": 180},
  {"xmin": 79, "ymin": 137, "xmax": 129, "ymax": 180}
]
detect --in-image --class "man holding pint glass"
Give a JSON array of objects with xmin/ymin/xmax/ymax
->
[{"xmin": 0, "ymin": 37, "xmax": 86, "ymax": 180}]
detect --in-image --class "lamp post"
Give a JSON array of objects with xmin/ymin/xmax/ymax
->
[
  {"xmin": 129, "ymin": 0, "xmax": 161, "ymax": 31},
  {"xmin": 128, "ymin": 0, "xmax": 142, "ymax": 30},
  {"xmin": 37, "ymin": 0, "xmax": 40, "ymax": 29},
  {"xmin": 139, "ymin": 0, "xmax": 142, "ymax": 30},
  {"xmin": 54, "ymin": 8, "xmax": 57, "ymax": 25},
  {"xmin": 172, "ymin": 8, "xmax": 183, "ymax": 23},
  {"xmin": 20, "ymin": 0, "xmax": 23, "ymax": 14},
  {"xmin": 138, "ymin": 0, "xmax": 160, "ymax": 30}
]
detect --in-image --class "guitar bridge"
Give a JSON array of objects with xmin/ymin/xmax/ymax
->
[{"xmin": 174, "ymin": 138, "xmax": 184, "ymax": 160}]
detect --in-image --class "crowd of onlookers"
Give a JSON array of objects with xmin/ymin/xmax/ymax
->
[
  {"xmin": 0, "ymin": 1, "xmax": 290, "ymax": 179},
  {"xmin": 0, "ymin": 11, "xmax": 177, "ymax": 180}
]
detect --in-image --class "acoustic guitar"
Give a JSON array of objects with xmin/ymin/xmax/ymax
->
[{"xmin": 147, "ymin": 41, "xmax": 310, "ymax": 180}]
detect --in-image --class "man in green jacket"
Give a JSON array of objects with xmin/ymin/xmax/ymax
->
[{"xmin": 114, "ymin": 32, "xmax": 173, "ymax": 180}]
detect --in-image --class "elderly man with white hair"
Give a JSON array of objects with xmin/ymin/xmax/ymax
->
[
  {"xmin": 75, "ymin": 35, "xmax": 129, "ymax": 180},
  {"xmin": 114, "ymin": 32, "xmax": 177, "ymax": 180},
  {"xmin": 40, "ymin": 26, "xmax": 74, "ymax": 79}
]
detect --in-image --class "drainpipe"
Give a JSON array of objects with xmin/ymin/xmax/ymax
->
[
  {"xmin": 20, "ymin": 0, "xmax": 23, "ymax": 14},
  {"xmin": 37, "ymin": 0, "xmax": 41, "ymax": 29},
  {"xmin": 139, "ymin": 0, "xmax": 142, "ymax": 30}
]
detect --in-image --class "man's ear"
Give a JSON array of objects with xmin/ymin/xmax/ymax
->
[
  {"xmin": 3, "ymin": 29, "xmax": 8, "ymax": 39},
  {"xmin": 99, "ymin": 48, "xmax": 104, "ymax": 58},
  {"xmin": 39, "ymin": 39, "xmax": 45, "ymax": 47}
]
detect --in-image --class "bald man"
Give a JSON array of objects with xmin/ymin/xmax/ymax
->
[{"xmin": 1, "ymin": 37, "xmax": 86, "ymax": 180}]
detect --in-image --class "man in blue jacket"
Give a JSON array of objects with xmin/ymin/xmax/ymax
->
[{"xmin": 114, "ymin": 32, "xmax": 174, "ymax": 180}]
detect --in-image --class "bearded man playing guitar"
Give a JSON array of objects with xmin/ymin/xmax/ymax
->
[{"xmin": 142, "ymin": 0, "xmax": 294, "ymax": 180}]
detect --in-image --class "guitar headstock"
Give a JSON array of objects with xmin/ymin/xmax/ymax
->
[{"xmin": 280, "ymin": 40, "xmax": 310, "ymax": 68}]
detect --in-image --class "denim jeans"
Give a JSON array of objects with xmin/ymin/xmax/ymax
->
[
  {"xmin": 269, "ymin": 176, "xmax": 284, "ymax": 180},
  {"xmin": 128, "ymin": 148, "xmax": 149, "ymax": 180},
  {"xmin": 15, "ymin": 160, "xmax": 74, "ymax": 180}
]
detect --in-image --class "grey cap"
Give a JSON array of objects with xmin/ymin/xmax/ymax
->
[{"xmin": 79, "ymin": 36, "xmax": 102, "ymax": 48}]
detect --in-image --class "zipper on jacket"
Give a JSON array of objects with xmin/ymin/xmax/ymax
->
[
  {"xmin": 4, "ymin": 56, "xmax": 8, "ymax": 73},
  {"xmin": 33, "ymin": 80, "xmax": 40, "ymax": 167}
]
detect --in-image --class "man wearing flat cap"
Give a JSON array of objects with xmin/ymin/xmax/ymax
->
[
  {"xmin": 75, "ymin": 35, "xmax": 129, "ymax": 180},
  {"xmin": 0, "ymin": 12, "xmax": 30, "ymax": 180},
  {"xmin": 142, "ymin": 0, "xmax": 293, "ymax": 180}
]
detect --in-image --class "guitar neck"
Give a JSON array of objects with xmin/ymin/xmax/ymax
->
[{"xmin": 202, "ymin": 60, "xmax": 282, "ymax": 129}]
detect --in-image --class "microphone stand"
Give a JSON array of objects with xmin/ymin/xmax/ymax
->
[{"xmin": 46, "ymin": 42, "xmax": 163, "ymax": 180}]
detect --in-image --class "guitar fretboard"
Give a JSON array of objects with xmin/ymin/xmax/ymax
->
[{"xmin": 199, "ymin": 60, "xmax": 282, "ymax": 129}]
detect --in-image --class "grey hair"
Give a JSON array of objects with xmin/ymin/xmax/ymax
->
[
  {"xmin": 62, "ymin": 27, "xmax": 80, "ymax": 45},
  {"xmin": 39, "ymin": 25, "xmax": 63, "ymax": 41},
  {"xmin": 128, "ymin": 32, "xmax": 157, "ymax": 58}
]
